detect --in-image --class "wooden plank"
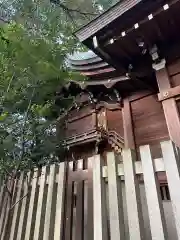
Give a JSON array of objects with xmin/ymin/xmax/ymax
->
[
  {"xmin": 122, "ymin": 98, "xmax": 135, "ymax": 149},
  {"xmin": 167, "ymin": 59, "xmax": 180, "ymax": 77},
  {"xmin": 65, "ymin": 161, "xmax": 74, "ymax": 240},
  {"xmin": 129, "ymin": 91, "xmax": 153, "ymax": 102},
  {"xmin": 43, "ymin": 164, "xmax": 56, "ymax": 240},
  {"xmin": 140, "ymin": 145, "xmax": 168, "ymax": 240},
  {"xmin": 16, "ymin": 172, "xmax": 30, "ymax": 240},
  {"xmin": 158, "ymin": 85, "xmax": 180, "ymax": 101},
  {"xmin": 161, "ymin": 141, "xmax": 180, "ymax": 239},
  {"xmin": 155, "ymin": 65, "xmax": 180, "ymax": 147},
  {"xmin": 122, "ymin": 148, "xmax": 145, "ymax": 240},
  {"xmin": 24, "ymin": 170, "xmax": 38, "ymax": 240},
  {"xmin": 75, "ymin": 160, "xmax": 84, "ymax": 240},
  {"xmin": 9, "ymin": 172, "xmax": 24, "ymax": 240},
  {"xmin": 0, "ymin": 182, "xmax": 4, "ymax": 215},
  {"xmin": 92, "ymin": 155, "xmax": 108, "ymax": 240},
  {"xmin": 87, "ymin": 158, "xmax": 94, "ymax": 240},
  {"xmin": 0, "ymin": 192, "xmax": 8, "ymax": 237},
  {"xmin": 70, "ymin": 170, "xmax": 89, "ymax": 181},
  {"xmin": 102, "ymin": 158, "xmax": 165, "ymax": 178},
  {"xmin": 33, "ymin": 166, "xmax": 47, "ymax": 240},
  {"xmin": 107, "ymin": 152, "xmax": 125, "ymax": 239},
  {"xmin": 54, "ymin": 162, "xmax": 66, "ymax": 240},
  {"xmin": 75, "ymin": 0, "xmax": 142, "ymax": 42},
  {"xmin": 162, "ymin": 99, "xmax": 180, "ymax": 147}
]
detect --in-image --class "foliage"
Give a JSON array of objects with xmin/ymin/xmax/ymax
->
[{"xmin": 0, "ymin": 0, "xmax": 118, "ymax": 176}]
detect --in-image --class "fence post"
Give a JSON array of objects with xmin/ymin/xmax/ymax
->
[
  {"xmin": 92, "ymin": 155, "xmax": 108, "ymax": 240},
  {"xmin": 161, "ymin": 140, "xmax": 180, "ymax": 240},
  {"xmin": 123, "ymin": 148, "xmax": 145, "ymax": 240},
  {"xmin": 9, "ymin": 172, "xmax": 24, "ymax": 240},
  {"xmin": 140, "ymin": 145, "xmax": 168, "ymax": 240},
  {"xmin": 54, "ymin": 162, "xmax": 66, "ymax": 240},
  {"xmin": 34, "ymin": 166, "xmax": 47, "ymax": 240},
  {"xmin": 24, "ymin": 170, "xmax": 38, "ymax": 240},
  {"xmin": 107, "ymin": 152, "xmax": 125, "ymax": 240},
  {"xmin": 75, "ymin": 160, "xmax": 84, "ymax": 240},
  {"xmin": 16, "ymin": 172, "xmax": 30, "ymax": 240},
  {"xmin": 43, "ymin": 164, "xmax": 56, "ymax": 240},
  {"xmin": 87, "ymin": 157, "xmax": 94, "ymax": 240}
]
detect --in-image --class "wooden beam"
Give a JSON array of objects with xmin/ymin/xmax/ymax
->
[
  {"xmin": 107, "ymin": 152, "xmax": 125, "ymax": 240},
  {"xmin": 122, "ymin": 98, "xmax": 135, "ymax": 149},
  {"xmin": 140, "ymin": 145, "xmax": 168, "ymax": 240},
  {"xmin": 153, "ymin": 59, "xmax": 180, "ymax": 147},
  {"xmin": 161, "ymin": 141, "xmax": 180, "ymax": 239},
  {"xmin": 123, "ymin": 149, "xmax": 145, "ymax": 240},
  {"xmin": 158, "ymin": 85, "xmax": 180, "ymax": 101},
  {"xmin": 92, "ymin": 155, "xmax": 108, "ymax": 240},
  {"xmin": 128, "ymin": 90, "xmax": 153, "ymax": 102}
]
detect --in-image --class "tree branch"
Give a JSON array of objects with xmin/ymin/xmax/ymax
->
[
  {"xmin": 53, "ymin": 1, "xmax": 98, "ymax": 17},
  {"xmin": 10, "ymin": 192, "xmax": 28, "ymax": 210}
]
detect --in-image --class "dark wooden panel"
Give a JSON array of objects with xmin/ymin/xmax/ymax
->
[
  {"xmin": 168, "ymin": 60, "xmax": 180, "ymax": 87},
  {"xmin": 131, "ymin": 94, "xmax": 169, "ymax": 148},
  {"xmin": 176, "ymin": 100, "xmax": 180, "ymax": 117},
  {"xmin": 64, "ymin": 164, "xmax": 74, "ymax": 240},
  {"xmin": 68, "ymin": 106, "xmax": 92, "ymax": 119},
  {"xmin": 122, "ymin": 98, "xmax": 135, "ymax": 149},
  {"xmin": 170, "ymin": 74, "xmax": 180, "ymax": 87},
  {"xmin": 106, "ymin": 109, "xmax": 124, "ymax": 136},
  {"xmin": 168, "ymin": 59, "xmax": 180, "ymax": 77},
  {"xmin": 66, "ymin": 115, "xmax": 93, "ymax": 137}
]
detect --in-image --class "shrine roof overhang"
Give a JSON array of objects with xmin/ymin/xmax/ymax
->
[
  {"xmin": 68, "ymin": 51, "xmax": 117, "ymax": 78},
  {"xmin": 75, "ymin": 0, "xmax": 180, "ymax": 77},
  {"xmin": 56, "ymin": 76, "xmax": 130, "ymax": 98}
]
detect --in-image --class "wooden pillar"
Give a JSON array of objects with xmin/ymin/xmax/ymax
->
[
  {"xmin": 122, "ymin": 98, "xmax": 135, "ymax": 149},
  {"xmin": 153, "ymin": 59, "xmax": 180, "ymax": 147}
]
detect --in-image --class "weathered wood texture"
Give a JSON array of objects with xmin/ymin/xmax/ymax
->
[
  {"xmin": 2, "ymin": 140, "xmax": 180, "ymax": 240},
  {"xmin": 155, "ymin": 63, "xmax": 180, "ymax": 147},
  {"xmin": 123, "ymin": 98, "xmax": 135, "ymax": 149},
  {"xmin": 131, "ymin": 94, "xmax": 169, "ymax": 147},
  {"xmin": 106, "ymin": 109, "xmax": 124, "ymax": 136},
  {"xmin": 63, "ymin": 92, "xmax": 170, "ymax": 160},
  {"xmin": 66, "ymin": 114, "xmax": 94, "ymax": 137},
  {"xmin": 123, "ymin": 148, "xmax": 145, "ymax": 240}
]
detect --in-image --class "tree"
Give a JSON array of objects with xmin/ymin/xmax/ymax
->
[{"xmin": 0, "ymin": 0, "xmax": 121, "ymax": 237}]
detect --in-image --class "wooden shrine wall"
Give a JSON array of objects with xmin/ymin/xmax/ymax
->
[
  {"xmin": 131, "ymin": 94, "xmax": 169, "ymax": 159},
  {"xmin": 65, "ymin": 106, "xmax": 95, "ymax": 138},
  {"xmin": 167, "ymin": 59, "xmax": 180, "ymax": 117},
  {"xmin": 106, "ymin": 109, "xmax": 124, "ymax": 136}
]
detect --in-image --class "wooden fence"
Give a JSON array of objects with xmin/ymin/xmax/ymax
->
[{"xmin": 0, "ymin": 140, "xmax": 180, "ymax": 239}]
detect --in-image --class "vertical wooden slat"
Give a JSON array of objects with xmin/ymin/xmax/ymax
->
[
  {"xmin": 54, "ymin": 162, "xmax": 66, "ymax": 240},
  {"xmin": 0, "ymin": 178, "xmax": 12, "ymax": 239},
  {"xmin": 0, "ymin": 182, "xmax": 4, "ymax": 210},
  {"xmin": 123, "ymin": 148, "xmax": 144, "ymax": 240},
  {"xmin": 0, "ymin": 192, "xmax": 8, "ymax": 237},
  {"xmin": 75, "ymin": 160, "xmax": 84, "ymax": 240},
  {"xmin": 24, "ymin": 170, "xmax": 38, "ymax": 240},
  {"xmin": 16, "ymin": 172, "xmax": 30, "ymax": 240},
  {"xmin": 140, "ymin": 145, "xmax": 168, "ymax": 240},
  {"xmin": 93, "ymin": 155, "xmax": 108, "ymax": 240},
  {"xmin": 155, "ymin": 64, "xmax": 180, "ymax": 147},
  {"xmin": 9, "ymin": 172, "xmax": 24, "ymax": 240},
  {"xmin": 65, "ymin": 161, "xmax": 74, "ymax": 240},
  {"xmin": 122, "ymin": 98, "xmax": 135, "ymax": 149},
  {"xmin": 107, "ymin": 152, "xmax": 125, "ymax": 240},
  {"xmin": 161, "ymin": 141, "xmax": 180, "ymax": 239},
  {"xmin": 33, "ymin": 166, "xmax": 47, "ymax": 240},
  {"xmin": 87, "ymin": 158, "xmax": 93, "ymax": 240},
  {"xmin": 43, "ymin": 164, "xmax": 56, "ymax": 240}
]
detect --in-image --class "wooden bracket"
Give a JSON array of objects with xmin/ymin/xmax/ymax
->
[{"xmin": 158, "ymin": 85, "xmax": 180, "ymax": 101}]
